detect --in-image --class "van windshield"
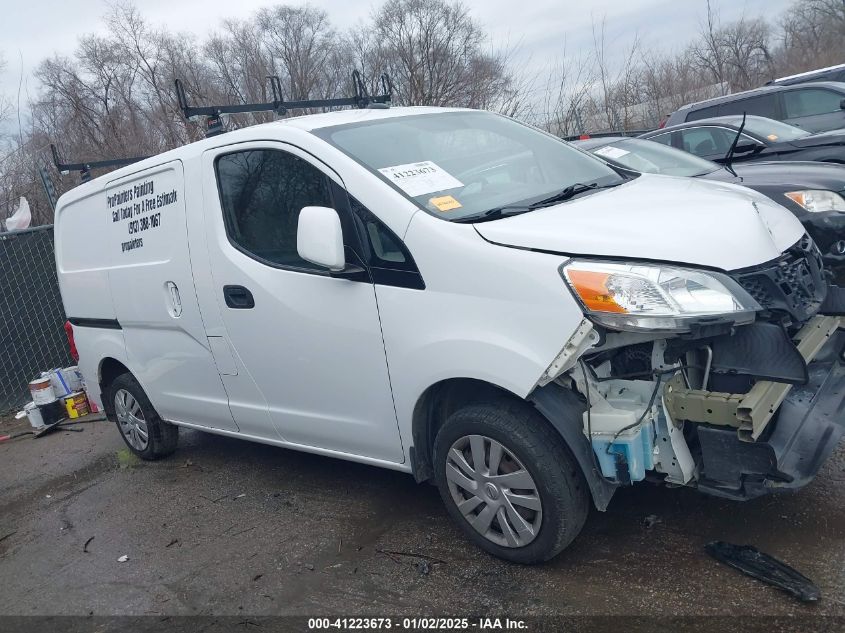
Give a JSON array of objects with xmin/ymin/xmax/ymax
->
[{"xmin": 313, "ymin": 111, "xmax": 625, "ymax": 222}]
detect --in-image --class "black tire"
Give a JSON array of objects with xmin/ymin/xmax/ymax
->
[
  {"xmin": 107, "ymin": 373, "xmax": 178, "ymax": 460},
  {"xmin": 433, "ymin": 398, "xmax": 589, "ymax": 564}
]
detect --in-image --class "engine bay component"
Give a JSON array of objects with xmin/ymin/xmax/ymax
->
[
  {"xmin": 653, "ymin": 406, "xmax": 696, "ymax": 484},
  {"xmin": 663, "ymin": 315, "xmax": 842, "ymax": 439},
  {"xmin": 819, "ymin": 284, "xmax": 845, "ymax": 315},
  {"xmin": 709, "ymin": 321, "xmax": 807, "ymax": 385},
  {"xmin": 738, "ymin": 315, "xmax": 842, "ymax": 440},
  {"xmin": 663, "ymin": 373, "xmax": 742, "ymax": 428},
  {"xmin": 571, "ymin": 363, "xmax": 659, "ymax": 484}
]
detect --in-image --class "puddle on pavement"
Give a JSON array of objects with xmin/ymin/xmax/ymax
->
[{"xmin": 116, "ymin": 448, "xmax": 141, "ymax": 469}]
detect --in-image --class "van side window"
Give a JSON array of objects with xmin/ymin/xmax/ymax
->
[
  {"xmin": 783, "ymin": 89, "xmax": 843, "ymax": 118},
  {"xmin": 677, "ymin": 127, "xmax": 734, "ymax": 156},
  {"xmin": 215, "ymin": 149, "xmax": 333, "ymax": 271},
  {"xmin": 721, "ymin": 94, "xmax": 778, "ymax": 119},
  {"xmin": 686, "ymin": 104, "xmax": 721, "ymax": 121},
  {"xmin": 348, "ymin": 198, "xmax": 407, "ymax": 266},
  {"xmin": 348, "ymin": 197, "xmax": 425, "ymax": 289},
  {"xmin": 647, "ymin": 132, "xmax": 674, "ymax": 147}
]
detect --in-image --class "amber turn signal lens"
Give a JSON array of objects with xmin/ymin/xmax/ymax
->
[
  {"xmin": 784, "ymin": 191, "xmax": 807, "ymax": 207},
  {"xmin": 566, "ymin": 269, "xmax": 627, "ymax": 313}
]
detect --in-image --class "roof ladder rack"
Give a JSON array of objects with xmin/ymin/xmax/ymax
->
[
  {"xmin": 51, "ymin": 144, "xmax": 149, "ymax": 183},
  {"xmin": 175, "ymin": 70, "xmax": 392, "ymax": 137}
]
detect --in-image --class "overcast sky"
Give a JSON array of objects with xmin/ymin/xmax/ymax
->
[{"xmin": 0, "ymin": 0, "xmax": 794, "ymax": 131}]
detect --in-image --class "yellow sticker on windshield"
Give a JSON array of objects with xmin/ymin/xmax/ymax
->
[
  {"xmin": 767, "ymin": 134, "xmax": 778, "ymax": 141},
  {"xmin": 430, "ymin": 195, "xmax": 462, "ymax": 212}
]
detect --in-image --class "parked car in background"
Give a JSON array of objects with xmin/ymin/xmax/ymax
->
[
  {"xmin": 663, "ymin": 82, "xmax": 845, "ymax": 133},
  {"xmin": 641, "ymin": 115, "xmax": 845, "ymax": 165},
  {"xmin": 573, "ymin": 135, "xmax": 845, "ymax": 265},
  {"xmin": 767, "ymin": 64, "xmax": 845, "ymax": 86}
]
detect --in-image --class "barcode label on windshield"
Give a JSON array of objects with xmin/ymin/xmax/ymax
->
[{"xmin": 378, "ymin": 161, "xmax": 464, "ymax": 197}]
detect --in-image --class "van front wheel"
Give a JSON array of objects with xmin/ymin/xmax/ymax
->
[
  {"xmin": 108, "ymin": 373, "xmax": 178, "ymax": 460},
  {"xmin": 433, "ymin": 400, "xmax": 589, "ymax": 564}
]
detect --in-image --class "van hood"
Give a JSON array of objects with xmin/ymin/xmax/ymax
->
[{"xmin": 473, "ymin": 174, "xmax": 805, "ymax": 271}]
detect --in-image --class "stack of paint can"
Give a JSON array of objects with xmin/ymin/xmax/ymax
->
[{"xmin": 27, "ymin": 375, "xmax": 63, "ymax": 426}]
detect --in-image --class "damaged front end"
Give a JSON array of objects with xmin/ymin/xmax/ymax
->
[{"xmin": 541, "ymin": 236, "xmax": 845, "ymax": 506}]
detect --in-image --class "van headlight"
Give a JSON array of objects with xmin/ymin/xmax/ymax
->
[
  {"xmin": 561, "ymin": 260, "xmax": 760, "ymax": 332},
  {"xmin": 785, "ymin": 190, "xmax": 845, "ymax": 212}
]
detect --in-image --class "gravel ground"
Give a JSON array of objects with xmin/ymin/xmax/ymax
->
[{"xmin": 0, "ymin": 412, "xmax": 844, "ymax": 618}]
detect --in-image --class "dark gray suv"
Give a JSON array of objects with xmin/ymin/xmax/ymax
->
[{"xmin": 664, "ymin": 81, "xmax": 845, "ymax": 134}]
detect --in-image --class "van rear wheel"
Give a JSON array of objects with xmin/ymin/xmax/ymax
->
[
  {"xmin": 108, "ymin": 373, "xmax": 178, "ymax": 460},
  {"xmin": 433, "ymin": 399, "xmax": 589, "ymax": 564}
]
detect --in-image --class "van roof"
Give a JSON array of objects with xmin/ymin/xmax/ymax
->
[
  {"xmin": 263, "ymin": 105, "xmax": 465, "ymax": 131},
  {"xmin": 56, "ymin": 105, "xmax": 468, "ymax": 203},
  {"xmin": 676, "ymin": 80, "xmax": 845, "ymax": 112},
  {"xmin": 772, "ymin": 63, "xmax": 845, "ymax": 84}
]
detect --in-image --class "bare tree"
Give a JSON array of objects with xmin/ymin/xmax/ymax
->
[
  {"xmin": 638, "ymin": 49, "xmax": 707, "ymax": 127},
  {"xmin": 778, "ymin": 0, "xmax": 845, "ymax": 74},
  {"xmin": 536, "ymin": 41, "xmax": 598, "ymax": 136},
  {"xmin": 258, "ymin": 4, "xmax": 352, "ymax": 105},
  {"xmin": 690, "ymin": 0, "xmax": 731, "ymax": 91},
  {"xmin": 205, "ymin": 19, "xmax": 275, "ymax": 128},
  {"xmin": 690, "ymin": 1, "xmax": 773, "ymax": 91},
  {"xmin": 0, "ymin": 53, "xmax": 11, "ymax": 130},
  {"xmin": 365, "ymin": 0, "xmax": 521, "ymax": 109}
]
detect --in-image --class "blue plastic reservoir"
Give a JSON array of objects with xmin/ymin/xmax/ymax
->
[{"xmin": 591, "ymin": 421, "xmax": 655, "ymax": 482}]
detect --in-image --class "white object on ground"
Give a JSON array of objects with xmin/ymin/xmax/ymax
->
[{"xmin": 117, "ymin": 555, "xmax": 129, "ymax": 562}]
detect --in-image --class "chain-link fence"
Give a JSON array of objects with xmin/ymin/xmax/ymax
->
[{"xmin": 0, "ymin": 225, "xmax": 72, "ymax": 412}]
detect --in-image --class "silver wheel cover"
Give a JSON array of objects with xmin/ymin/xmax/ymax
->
[
  {"xmin": 445, "ymin": 434, "xmax": 542, "ymax": 548},
  {"xmin": 114, "ymin": 388, "xmax": 149, "ymax": 451}
]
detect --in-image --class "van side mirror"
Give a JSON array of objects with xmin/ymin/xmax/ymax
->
[
  {"xmin": 840, "ymin": 98, "xmax": 845, "ymax": 110},
  {"xmin": 297, "ymin": 206, "xmax": 345, "ymax": 271}
]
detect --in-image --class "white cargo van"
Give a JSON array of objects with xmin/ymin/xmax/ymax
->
[{"xmin": 55, "ymin": 105, "xmax": 845, "ymax": 563}]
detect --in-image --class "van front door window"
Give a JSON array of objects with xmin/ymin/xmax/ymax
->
[{"xmin": 215, "ymin": 149, "xmax": 333, "ymax": 270}]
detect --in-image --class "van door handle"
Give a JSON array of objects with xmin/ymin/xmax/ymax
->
[
  {"xmin": 223, "ymin": 285, "xmax": 255, "ymax": 309},
  {"xmin": 166, "ymin": 281, "xmax": 183, "ymax": 317}
]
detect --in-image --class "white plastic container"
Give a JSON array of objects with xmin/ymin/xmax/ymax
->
[
  {"xmin": 29, "ymin": 377, "xmax": 56, "ymax": 405},
  {"xmin": 45, "ymin": 369, "xmax": 71, "ymax": 398},
  {"xmin": 61, "ymin": 366, "xmax": 84, "ymax": 393},
  {"xmin": 23, "ymin": 402, "xmax": 45, "ymax": 429}
]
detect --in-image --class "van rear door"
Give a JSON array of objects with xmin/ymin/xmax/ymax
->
[{"xmin": 104, "ymin": 161, "xmax": 238, "ymax": 432}]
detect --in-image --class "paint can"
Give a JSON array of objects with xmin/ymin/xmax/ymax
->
[
  {"xmin": 45, "ymin": 369, "xmax": 71, "ymax": 398},
  {"xmin": 14, "ymin": 402, "xmax": 45, "ymax": 429},
  {"xmin": 64, "ymin": 391, "xmax": 90, "ymax": 419},
  {"xmin": 29, "ymin": 376, "xmax": 56, "ymax": 406},
  {"xmin": 38, "ymin": 400, "xmax": 64, "ymax": 427},
  {"xmin": 61, "ymin": 366, "xmax": 84, "ymax": 393},
  {"xmin": 24, "ymin": 402, "xmax": 45, "ymax": 429}
]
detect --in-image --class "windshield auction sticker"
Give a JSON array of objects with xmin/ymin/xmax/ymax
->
[
  {"xmin": 594, "ymin": 146, "xmax": 630, "ymax": 160},
  {"xmin": 379, "ymin": 161, "xmax": 463, "ymax": 197},
  {"xmin": 429, "ymin": 195, "xmax": 462, "ymax": 212}
]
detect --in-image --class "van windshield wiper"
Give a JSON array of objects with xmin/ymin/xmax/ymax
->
[{"xmin": 454, "ymin": 182, "xmax": 620, "ymax": 224}]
